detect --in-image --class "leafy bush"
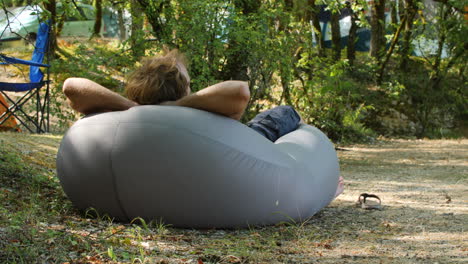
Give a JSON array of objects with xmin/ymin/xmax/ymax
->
[
  {"xmin": 49, "ymin": 39, "xmax": 136, "ymax": 131},
  {"xmin": 291, "ymin": 57, "xmax": 376, "ymax": 143},
  {"xmin": 38, "ymin": 0, "xmax": 465, "ymax": 140}
]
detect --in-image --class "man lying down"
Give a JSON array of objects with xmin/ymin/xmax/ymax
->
[{"xmin": 62, "ymin": 49, "xmax": 345, "ymax": 198}]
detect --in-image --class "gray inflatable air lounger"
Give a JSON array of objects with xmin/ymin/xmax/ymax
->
[{"xmin": 56, "ymin": 105, "xmax": 340, "ymax": 228}]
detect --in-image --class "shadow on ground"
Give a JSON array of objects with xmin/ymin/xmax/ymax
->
[{"xmin": 0, "ymin": 134, "xmax": 466, "ymax": 263}]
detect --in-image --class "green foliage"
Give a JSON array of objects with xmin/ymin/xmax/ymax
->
[
  {"xmin": 1, "ymin": 133, "xmax": 466, "ymax": 263},
  {"xmin": 392, "ymin": 1, "xmax": 468, "ymax": 137},
  {"xmin": 0, "ymin": 135, "xmax": 82, "ymax": 263},
  {"xmin": 171, "ymin": 0, "xmax": 232, "ymax": 89},
  {"xmin": 292, "ymin": 57, "xmax": 376, "ymax": 143},
  {"xmin": 17, "ymin": 0, "xmax": 464, "ymax": 139},
  {"xmin": 398, "ymin": 59, "xmax": 466, "ymax": 137},
  {"xmin": 49, "ymin": 39, "xmax": 136, "ymax": 131}
]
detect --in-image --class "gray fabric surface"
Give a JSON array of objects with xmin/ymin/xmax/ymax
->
[{"xmin": 57, "ymin": 105, "xmax": 340, "ymax": 228}]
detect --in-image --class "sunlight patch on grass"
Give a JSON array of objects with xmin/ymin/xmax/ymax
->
[
  {"xmin": 395, "ymin": 232, "xmax": 467, "ymax": 243},
  {"xmin": 1, "ymin": 135, "xmax": 467, "ymax": 263}
]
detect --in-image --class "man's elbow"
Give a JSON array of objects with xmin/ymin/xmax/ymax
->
[
  {"xmin": 230, "ymin": 82, "xmax": 250, "ymax": 120},
  {"xmin": 238, "ymin": 82, "xmax": 250, "ymax": 103},
  {"xmin": 62, "ymin": 78, "xmax": 79, "ymax": 98},
  {"xmin": 62, "ymin": 78, "xmax": 87, "ymax": 114},
  {"xmin": 233, "ymin": 81, "xmax": 250, "ymax": 111}
]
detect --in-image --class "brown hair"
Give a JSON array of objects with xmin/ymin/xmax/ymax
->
[{"xmin": 125, "ymin": 50, "xmax": 190, "ymax": 105}]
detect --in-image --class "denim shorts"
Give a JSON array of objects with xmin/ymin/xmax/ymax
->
[{"xmin": 247, "ymin": 105, "xmax": 301, "ymax": 142}]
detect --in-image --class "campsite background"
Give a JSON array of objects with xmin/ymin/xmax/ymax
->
[
  {"xmin": 0, "ymin": 0, "xmax": 467, "ymax": 263},
  {"xmin": 0, "ymin": 0, "xmax": 466, "ymax": 141}
]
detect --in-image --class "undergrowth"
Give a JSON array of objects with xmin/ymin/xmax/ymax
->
[
  {"xmin": 3, "ymin": 37, "xmax": 465, "ymax": 141},
  {"xmin": 0, "ymin": 133, "xmax": 323, "ymax": 263},
  {"xmin": 1, "ymin": 133, "xmax": 467, "ymax": 263}
]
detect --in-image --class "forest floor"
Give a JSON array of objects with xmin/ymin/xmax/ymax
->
[{"xmin": 0, "ymin": 133, "xmax": 467, "ymax": 264}]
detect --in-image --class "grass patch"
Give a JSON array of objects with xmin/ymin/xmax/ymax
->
[{"xmin": 1, "ymin": 133, "xmax": 467, "ymax": 263}]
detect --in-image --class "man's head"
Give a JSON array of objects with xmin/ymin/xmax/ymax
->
[{"xmin": 126, "ymin": 50, "xmax": 190, "ymax": 105}]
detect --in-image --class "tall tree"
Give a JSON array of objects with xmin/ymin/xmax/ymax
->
[
  {"xmin": 129, "ymin": 0, "xmax": 145, "ymax": 58},
  {"xmin": 278, "ymin": 0, "xmax": 294, "ymax": 106},
  {"xmin": 427, "ymin": 2, "xmax": 466, "ymax": 92},
  {"xmin": 137, "ymin": 0, "xmax": 172, "ymax": 43},
  {"xmin": 330, "ymin": 10, "xmax": 341, "ymax": 60},
  {"xmin": 108, "ymin": 0, "xmax": 127, "ymax": 41},
  {"xmin": 308, "ymin": 0, "xmax": 325, "ymax": 57},
  {"xmin": 222, "ymin": 0, "xmax": 261, "ymax": 81},
  {"xmin": 390, "ymin": 0, "xmax": 399, "ymax": 26},
  {"xmin": 399, "ymin": 0, "xmax": 419, "ymax": 70},
  {"xmin": 377, "ymin": 15, "xmax": 406, "ymax": 84},
  {"xmin": 346, "ymin": 1, "xmax": 359, "ymax": 65},
  {"xmin": 92, "ymin": 0, "xmax": 103, "ymax": 38},
  {"xmin": 117, "ymin": 6, "xmax": 126, "ymax": 41},
  {"xmin": 369, "ymin": 0, "xmax": 386, "ymax": 59},
  {"xmin": 43, "ymin": 0, "xmax": 57, "ymax": 56}
]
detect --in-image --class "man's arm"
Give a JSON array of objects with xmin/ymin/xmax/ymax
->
[
  {"xmin": 63, "ymin": 78, "xmax": 138, "ymax": 115},
  {"xmin": 173, "ymin": 81, "xmax": 250, "ymax": 120}
]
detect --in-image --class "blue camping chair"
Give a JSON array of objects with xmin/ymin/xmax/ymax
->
[{"xmin": 0, "ymin": 22, "xmax": 50, "ymax": 133}]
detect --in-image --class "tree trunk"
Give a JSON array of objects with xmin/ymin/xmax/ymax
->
[
  {"xmin": 400, "ymin": 0, "xmax": 418, "ymax": 70},
  {"xmin": 369, "ymin": 0, "xmax": 386, "ymax": 59},
  {"xmin": 398, "ymin": 0, "xmax": 405, "ymax": 21},
  {"xmin": 429, "ymin": 5, "xmax": 451, "ymax": 90},
  {"xmin": 222, "ymin": 0, "xmax": 261, "ymax": 81},
  {"xmin": 43, "ymin": 0, "xmax": 57, "ymax": 57},
  {"xmin": 280, "ymin": 76, "xmax": 293, "ymax": 106},
  {"xmin": 137, "ymin": 0, "xmax": 171, "ymax": 43},
  {"xmin": 92, "ymin": 0, "xmax": 102, "ymax": 38},
  {"xmin": 279, "ymin": 0, "xmax": 295, "ymax": 106},
  {"xmin": 347, "ymin": 5, "xmax": 358, "ymax": 65},
  {"xmin": 377, "ymin": 16, "xmax": 407, "ymax": 84},
  {"xmin": 130, "ymin": 0, "xmax": 145, "ymax": 58},
  {"xmin": 331, "ymin": 11, "xmax": 341, "ymax": 61},
  {"xmin": 391, "ymin": 0, "xmax": 398, "ymax": 25},
  {"xmin": 117, "ymin": 6, "xmax": 126, "ymax": 41},
  {"xmin": 308, "ymin": 0, "xmax": 325, "ymax": 57}
]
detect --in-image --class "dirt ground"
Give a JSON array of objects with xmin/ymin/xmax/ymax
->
[
  {"xmin": 0, "ymin": 132, "xmax": 467, "ymax": 263},
  {"xmin": 321, "ymin": 139, "xmax": 468, "ymax": 263},
  {"xmin": 1, "ymin": 39, "xmax": 466, "ymax": 263}
]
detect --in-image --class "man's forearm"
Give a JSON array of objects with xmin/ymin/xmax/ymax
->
[
  {"xmin": 63, "ymin": 78, "xmax": 138, "ymax": 115},
  {"xmin": 174, "ymin": 81, "xmax": 250, "ymax": 120}
]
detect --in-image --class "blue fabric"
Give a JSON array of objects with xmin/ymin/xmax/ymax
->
[
  {"xmin": 0, "ymin": 21, "xmax": 49, "ymax": 92},
  {"xmin": 247, "ymin": 105, "xmax": 301, "ymax": 142},
  {"xmin": 0, "ymin": 55, "xmax": 49, "ymax": 67},
  {"xmin": 0, "ymin": 82, "xmax": 46, "ymax": 92},
  {"xmin": 29, "ymin": 22, "xmax": 49, "ymax": 83}
]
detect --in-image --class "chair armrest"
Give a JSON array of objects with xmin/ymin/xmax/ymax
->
[{"xmin": 0, "ymin": 54, "xmax": 50, "ymax": 67}]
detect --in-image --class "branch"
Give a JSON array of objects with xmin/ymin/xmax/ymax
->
[
  {"xmin": 442, "ymin": 44, "xmax": 467, "ymax": 77},
  {"xmin": 70, "ymin": 0, "xmax": 87, "ymax": 19},
  {"xmin": 377, "ymin": 15, "xmax": 407, "ymax": 84}
]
